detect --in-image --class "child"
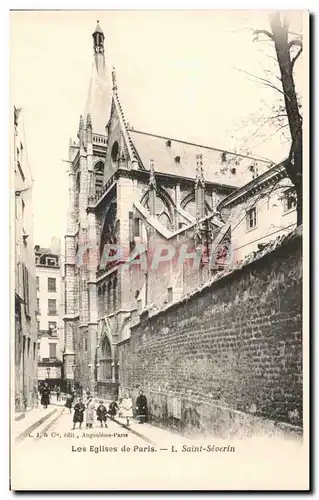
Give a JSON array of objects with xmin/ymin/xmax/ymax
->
[
  {"xmin": 108, "ymin": 399, "xmax": 119, "ymax": 419},
  {"xmin": 119, "ymin": 393, "xmax": 133, "ymax": 427},
  {"xmin": 96, "ymin": 401, "xmax": 108, "ymax": 428},
  {"xmin": 85, "ymin": 397, "xmax": 95, "ymax": 428},
  {"xmin": 64, "ymin": 393, "xmax": 73, "ymax": 414}
]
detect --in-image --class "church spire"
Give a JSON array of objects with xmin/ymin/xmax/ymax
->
[{"xmin": 92, "ymin": 20, "xmax": 105, "ymax": 74}]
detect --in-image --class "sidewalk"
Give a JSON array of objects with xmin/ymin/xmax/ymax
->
[
  {"xmin": 112, "ymin": 417, "xmax": 189, "ymax": 446},
  {"xmin": 90, "ymin": 397, "xmax": 189, "ymax": 446},
  {"xmin": 12, "ymin": 398, "xmax": 65, "ymax": 443}
]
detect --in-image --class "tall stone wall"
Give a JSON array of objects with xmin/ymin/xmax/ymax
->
[{"xmin": 118, "ymin": 230, "xmax": 303, "ymax": 437}]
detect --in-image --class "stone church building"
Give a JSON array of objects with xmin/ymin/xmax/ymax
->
[{"xmin": 64, "ymin": 22, "xmax": 271, "ymax": 397}]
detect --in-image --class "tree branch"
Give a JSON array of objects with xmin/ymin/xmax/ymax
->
[
  {"xmin": 253, "ymin": 29, "xmax": 274, "ymax": 41},
  {"xmin": 288, "ymin": 39, "xmax": 302, "ymax": 50},
  {"xmin": 291, "ymin": 47, "xmax": 303, "ymax": 70},
  {"xmin": 233, "ymin": 66, "xmax": 290, "ymax": 101}
]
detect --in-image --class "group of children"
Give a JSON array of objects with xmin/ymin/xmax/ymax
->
[{"xmin": 65, "ymin": 393, "xmax": 134, "ymax": 430}]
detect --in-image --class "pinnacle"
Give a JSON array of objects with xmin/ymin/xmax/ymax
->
[
  {"xmin": 94, "ymin": 20, "xmax": 104, "ymax": 34},
  {"xmin": 79, "ymin": 115, "xmax": 84, "ymax": 130},
  {"xmin": 86, "ymin": 113, "xmax": 92, "ymax": 129}
]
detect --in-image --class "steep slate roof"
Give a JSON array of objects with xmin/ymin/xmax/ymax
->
[
  {"xmin": 127, "ymin": 129, "xmax": 271, "ymax": 187},
  {"xmin": 84, "ymin": 61, "xmax": 112, "ymax": 135}
]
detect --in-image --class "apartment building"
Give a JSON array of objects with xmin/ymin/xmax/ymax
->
[{"xmin": 35, "ymin": 245, "xmax": 64, "ymax": 388}]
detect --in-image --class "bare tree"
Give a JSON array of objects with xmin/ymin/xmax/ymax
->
[{"xmin": 253, "ymin": 12, "xmax": 303, "ymax": 225}]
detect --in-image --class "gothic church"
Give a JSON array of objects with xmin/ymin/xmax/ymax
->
[{"xmin": 64, "ymin": 22, "xmax": 270, "ymax": 397}]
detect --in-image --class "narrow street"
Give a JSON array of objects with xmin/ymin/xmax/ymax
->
[
  {"xmin": 12, "ymin": 403, "xmax": 198, "ymax": 490},
  {"xmin": 11, "ymin": 401, "xmax": 305, "ymax": 490}
]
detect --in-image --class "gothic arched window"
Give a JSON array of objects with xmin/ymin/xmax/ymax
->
[
  {"xmin": 76, "ymin": 171, "xmax": 81, "ymax": 191},
  {"xmin": 158, "ymin": 212, "xmax": 171, "ymax": 230},
  {"xmin": 94, "ymin": 161, "xmax": 104, "ymax": 195},
  {"xmin": 113, "ymin": 275, "xmax": 118, "ymax": 312}
]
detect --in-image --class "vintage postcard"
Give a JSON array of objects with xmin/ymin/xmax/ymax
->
[{"xmin": 10, "ymin": 9, "xmax": 309, "ymax": 491}]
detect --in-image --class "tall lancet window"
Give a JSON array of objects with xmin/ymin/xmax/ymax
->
[
  {"xmin": 107, "ymin": 280, "xmax": 112, "ymax": 314},
  {"xmin": 113, "ymin": 275, "xmax": 118, "ymax": 312},
  {"xmin": 94, "ymin": 161, "xmax": 104, "ymax": 195}
]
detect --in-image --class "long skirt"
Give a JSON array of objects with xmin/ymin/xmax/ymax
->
[{"xmin": 41, "ymin": 394, "xmax": 50, "ymax": 406}]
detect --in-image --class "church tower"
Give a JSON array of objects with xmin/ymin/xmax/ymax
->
[{"xmin": 63, "ymin": 22, "xmax": 111, "ymax": 394}]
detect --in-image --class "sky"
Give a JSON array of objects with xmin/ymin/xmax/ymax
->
[{"xmin": 10, "ymin": 10, "xmax": 305, "ymax": 247}]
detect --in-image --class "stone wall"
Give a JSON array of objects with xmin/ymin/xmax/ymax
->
[{"xmin": 118, "ymin": 230, "xmax": 303, "ymax": 437}]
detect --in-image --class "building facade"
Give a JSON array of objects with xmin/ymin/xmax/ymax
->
[
  {"xmin": 218, "ymin": 160, "xmax": 297, "ymax": 264},
  {"xmin": 13, "ymin": 106, "xmax": 38, "ymax": 412},
  {"xmin": 64, "ymin": 23, "xmax": 276, "ymax": 398},
  {"xmin": 35, "ymin": 245, "xmax": 64, "ymax": 388}
]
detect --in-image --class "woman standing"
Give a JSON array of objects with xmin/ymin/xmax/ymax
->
[
  {"xmin": 119, "ymin": 393, "xmax": 133, "ymax": 426},
  {"xmin": 72, "ymin": 398, "xmax": 85, "ymax": 430},
  {"xmin": 63, "ymin": 392, "xmax": 73, "ymax": 414},
  {"xmin": 136, "ymin": 390, "xmax": 148, "ymax": 424},
  {"xmin": 40, "ymin": 383, "xmax": 50, "ymax": 409},
  {"xmin": 85, "ymin": 398, "xmax": 95, "ymax": 428}
]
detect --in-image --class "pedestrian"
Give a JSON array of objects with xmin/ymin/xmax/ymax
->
[
  {"xmin": 85, "ymin": 397, "xmax": 95, "ymax": 428},
  {"xmin": 40, "ymin": 383, "xmax": 50, "ymax": 409},
  {"xmin": 96, "ymin": 400, "xmax": 108, "ymax": 428},
  {"xmin": 64, "ymin": 392, "xmax": 73, "ymax": 414},
  {"xmin": 136, "ymin": 390, "xmax": 148, "ymax": 424},
  {"xmin": 119, "ymin": 393, "xmax": 133, "ymax": 426},
  {"xmin": 72, "ymin": 398, "xmax": 85, "ymax": 430},
  {"xmin": 108, "ymin": 399, "xmax": 119, "ymax": 419},
  {"xmin": 56, "ymin": 386, "xmax": 61, "ymax": 401}
]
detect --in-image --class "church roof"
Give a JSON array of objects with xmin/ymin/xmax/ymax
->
[
  {"xmin": 84, "ymin": 61, "xmax": 112, "ymax": 135},
  {"xmin": 127, "ymin": 129, "xmax": 271, "ymax": 187}
]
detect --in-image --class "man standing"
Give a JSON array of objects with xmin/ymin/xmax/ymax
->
[
  {"xmin": 72, "ymin": 398, "xmax": 85, "ymax": 430},
  {"xmin": 136, "ymin": 390, "xmax": 148, "ymax": 424}
]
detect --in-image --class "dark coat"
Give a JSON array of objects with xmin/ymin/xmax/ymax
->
[
  {"xmin": 108, "ymin": 402, "xmax": 118, "ymax": 417},
  {"xmin": 96, "ymin": 404, "xmax": 108, "ymax": 422},
  {"xmin": 65, "ymin": 395, "xmax": 73, "ymax": 409},
  {"xmin": 41, "ymin": 388, "xmax": 50, "ymax": 406},
  {"xmin": 73, "ymin": 402, "xmax": 85, "ymax": 423},
  {"xmin": 136, "ymin": 394, "xmax": 147, "ymax": 416}
]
